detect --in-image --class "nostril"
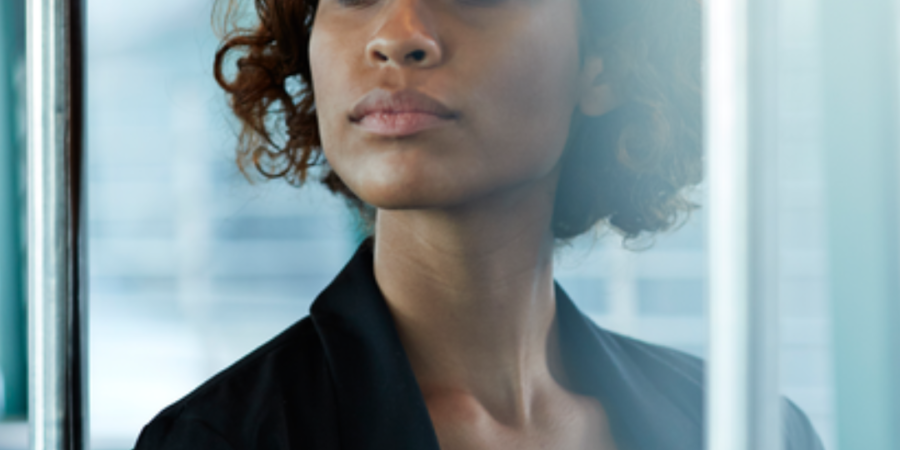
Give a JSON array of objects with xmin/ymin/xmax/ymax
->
[
  {"xmin": 407, "ymin": 50, "xmax": 426, "ymax": 62},
  {"xmin": 374, "ymin": 50, "xmax": 389, "ymax": 62}
]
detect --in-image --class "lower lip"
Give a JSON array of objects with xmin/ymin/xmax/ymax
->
[{"xmin": 356, "ymin": 112, "xmax": 452, "ymax": 137}]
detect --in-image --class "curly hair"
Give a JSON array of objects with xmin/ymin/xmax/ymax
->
[{"xmin": 213, "ymin": 0, "xmax": 703, "ymax": 240}]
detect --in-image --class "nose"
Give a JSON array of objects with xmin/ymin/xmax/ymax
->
[{"xmin": 365, "ymin": 0, "xmax": 442, "ymax": 69}]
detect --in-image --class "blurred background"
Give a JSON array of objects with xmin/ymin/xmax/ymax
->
[{"xmin": 0, "ymin": 0, "xmax": 841, "ymax": 448}]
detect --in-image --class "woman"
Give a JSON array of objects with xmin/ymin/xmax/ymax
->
[{"xmin": 136, "ymin": 0, "xmax": 823, "ymax": 448}]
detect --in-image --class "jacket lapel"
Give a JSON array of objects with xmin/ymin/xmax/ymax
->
[
  {"xmin": 309, "ymin": 242, "xmax": 441, "ymax": 450},
  {"xmin": 309, "ymin": 242, "xmax": 702, "ymax": 450}
]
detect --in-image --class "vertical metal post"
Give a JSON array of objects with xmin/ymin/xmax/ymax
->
[
  {"xmin": 25, "ymin": 0, "xmax": 86, "ymax": 449},
  {"xmin": 705, "ymin": 0, "xmax": 781, "ymax": 447},
  {"xmin": 821, "ymin": 0, "xmax": 900, "ymax": 447}
]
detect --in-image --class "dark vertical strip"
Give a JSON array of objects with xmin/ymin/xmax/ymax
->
[{"xmin": 65, "ymin": 0, "xmax": 86, "ymax": 448}]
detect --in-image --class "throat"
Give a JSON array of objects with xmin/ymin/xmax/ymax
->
[{"xmin": 370, "ymin": 198, "xmax": 572, "ymax": 432}]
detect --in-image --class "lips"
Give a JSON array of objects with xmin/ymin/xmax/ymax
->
[{"xmin": 349, "ymin": 89, "xmax": 458, "ymax": 137}]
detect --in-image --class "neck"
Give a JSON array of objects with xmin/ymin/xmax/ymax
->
[{"xmin": 372, "ymin": 182, "xmax": 564, "ymax": 425}]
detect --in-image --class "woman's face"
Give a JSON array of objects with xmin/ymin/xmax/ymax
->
[{"xmin": 309, "ymin": 0, "xmax": 586, "ymax": 210}]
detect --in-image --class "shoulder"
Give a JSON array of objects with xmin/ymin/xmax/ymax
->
[
  {"xmin": 590, "ymin": 324, "xmax": 824, "ymax": 449},
  {"xmin": 600, "ymin": 326, "xmax": 705, "ymax": 420},
  {"xmin": 604, "ymin": 328, "xmax": 704, "ymax": 378},
  {"xmin": 782, "ymin": 398, "xmax": 826, "ymax": 450},
  {"xmin": 593, "ymin": 324, "xmax": 704, "ymax": 390},
  {"xmin": 134, "ymin": 317, "xmax": 339, "ymax": 450}
]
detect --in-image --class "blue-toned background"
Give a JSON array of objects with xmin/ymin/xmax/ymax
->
[{"xmin": 0, "ymin": 0, "xmax": 836, "ymax": 448}]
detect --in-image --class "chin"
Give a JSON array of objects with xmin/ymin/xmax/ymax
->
[
  {"xmin": 326, "ymin": 136, "xmax": 561, "ymax": 213},
  {"xmin": 330, "ymin": 147, "xmax": 488, "ymax": 210},
  {"xmin": 346, "ymin": 169, "xmax": 554, "ymax": 215},
  {"xmin": 349, "ymin": 175, "xmax": 479, "ymax": 211}
]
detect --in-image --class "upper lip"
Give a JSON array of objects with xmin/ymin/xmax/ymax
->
[{"xmin": 349, "ymin": 89, "xmax": 458, "ymax": 122}]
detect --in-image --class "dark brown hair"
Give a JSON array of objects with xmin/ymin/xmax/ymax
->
[{"xmin": 213, "ymin": 0, "xmax": 703, "ymax": 240}]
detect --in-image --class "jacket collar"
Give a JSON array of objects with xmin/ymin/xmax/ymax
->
[
  {"xmin": 309, "ymin": 241, "xmax": 702, "ymax": 450},
  {"xmin": 310, "ymin": 240, "xmax": 441, "ymax": 450}
]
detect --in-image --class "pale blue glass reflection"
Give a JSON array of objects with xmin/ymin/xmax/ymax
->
[{"xmin": 85, "ymin": 1, "xmax": 835, "ymax": 449}]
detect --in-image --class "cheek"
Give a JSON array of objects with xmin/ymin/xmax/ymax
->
[
  {"xmin": 488, "ymin": 41, "xmax": 579, "ymax": 116},
  {"xmin": 309, "ymin": 22, "xmax": 355, "ymax": 152},
  {"xmin": 461, "ymin": 18, "xmax": 582, "ymax": 178},
  {"xmin": 309, "ymin": 31, "xmax": 336, "ymax": 147}
]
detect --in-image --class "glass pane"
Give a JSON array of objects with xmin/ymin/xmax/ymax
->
[
  {"xmin": 86, "ymin": 2, "xmax": 715, "ymax": 447},
  {"xmin": 82, "ymin": 1, "xmax": 845, "ymax": 450},
  {"xmin": 77, "ymin": 0, "xmax": 900, "ymax": 448}
]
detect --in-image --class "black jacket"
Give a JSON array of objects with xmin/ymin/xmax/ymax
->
[{"xmin": 135, "ymin": 242, "xmax": 824, "ymax": 450}]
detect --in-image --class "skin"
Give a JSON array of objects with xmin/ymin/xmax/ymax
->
[{"xmin": 309, "ymin": 0, "xmax": 619, "ymax": 447}]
